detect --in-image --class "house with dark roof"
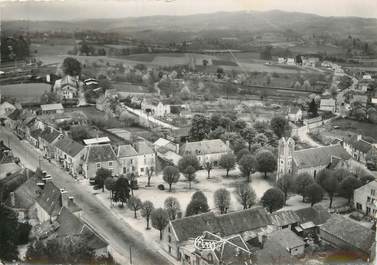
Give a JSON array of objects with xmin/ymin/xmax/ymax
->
[
  {"xmin": 83, "ymin": 144, "xmax": 119, "ymax": 179},
  {"xmin": 293, "ymin": 205, "xmax": 331, "ymax": 235},
  {"xmin": 270, "ymin": 210, "xmax": 301, "ymax": 230},
  {"xmin": 162, "ymin": 207, "xmax": 272, "ymax": 260},
  {"xmin": 267, "ymin": 229, "xmax": 305, "ymax": 256},
  {"xmin": 6, "ymin": 108, "xmax": 22, "ymax": 129},
  {"xmin": 56, "ymin": 207, "xmax": 109, "ymax": 257},
  {"xmin": 29, "ymin": 128, "xmax": 42, "ymax": 148},
  {"xmin": 277, "ymin": 137, "xmax": 352, "ymax": 179},
  {"xmin": 153, "ymin": 138, "xmax": 181, "ymax": 166},
  {"xmin": 38, "ymin": 127, "xmax": 63, "ymax": 158},
  {"xmin": 320, "ymin": 214, "xmax": 375, "ymax": 258},
  {"xmin": 34, "ymin": 181, "xmax": 63, "ymax": 222},
  {"xmin": 343, "ymin": 134, "xmax": 377, "ymax": 164},
  {"xmin": 134, "ymin": 141, "xmax": 155, "ymax": 176},
  {"xmin": 354, "ymin": 180, "xmax": 377, "ymax": 217},
  {"xmin": 180, "ymin": 139, "xmax": 231, "ymax": 167},
  {"xmin": 117, "ymin": 144, "xmax": 138, "ymax": 175},
  {"xmin": 54, "ymin": 137, "xmax": 86, "ymax": 176}
]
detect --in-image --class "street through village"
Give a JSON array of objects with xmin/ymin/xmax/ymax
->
[{"xmin": 0, "ymin": 126, "xmax": 173, "ymax": 265}]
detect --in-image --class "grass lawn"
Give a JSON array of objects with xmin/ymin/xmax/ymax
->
[
  {"xmin": 328, "ymin": 118, "xmax": 377, "ymax": 142},
  {"xmin": 1, "ymin": 83, "xmax": 50, "ymax": 103}
]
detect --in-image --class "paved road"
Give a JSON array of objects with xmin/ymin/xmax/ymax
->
[{"xmin": 0, "ymin": 127, "xmax": 172, "ymax": 265}]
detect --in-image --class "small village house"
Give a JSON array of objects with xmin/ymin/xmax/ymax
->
[
  {"xmin": 354, "ymin": 181, "xmax": 377, "ymax": 217},
  {"xmin": 154, "ymin": 138, "xmax": 182, "ymax": 166},
  {"xmin": 83, "ymin": 144, "xmax": 119, "ymax": 179},
  {"xmin": 287, "ymin": 106, "xmax": 303, "ymax": 122},
  {"xmin": 343, "ymin": 135, "xmax": 376, "ymax": 164},
  {"xmin": 53, "ymin": 75, "xmax": 81, "ymax": 100},
  {"xmin": 180, "ymin": 139, "xmax": 231, "ymax": 167},
  {"xmin": 320, "ymin": 98, "xmax": 336, "ymax": 113},
  {"xmin": 117, "ymin": 144, "xmax": 138, "ymax": 175},
  {"xmin": 141, "ymin": 98, "xmax": 170, "ymax": 117},
  {"xmin": 54, "ymin": 137, "xmax": 87, "ymax": 176},
  {"xmin": 293, "ymin": 205, "xmax": 331, "ymax": 236},
  {"xmin": 38, "ymin": 127, "xmax": 63, "ymax": 158},
  {"xmin": 134, "ymin": 141, "xmax": 156, "ymax": 176},
  {"xmin": 40, "ymin": 103, "xmax": 64, "ymax": 115},
  {"xmin": 270, "ymin": 210, "xmax": 301, "ymax": 230}
]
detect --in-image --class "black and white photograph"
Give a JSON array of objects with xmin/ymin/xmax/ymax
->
[{"xmin": 0, "ymin": 0, "xmax": 377, "ymax": 264}]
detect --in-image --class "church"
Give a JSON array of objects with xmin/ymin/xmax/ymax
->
[{"xmin": 276, "ymin": 137, "xmax": 352, "ymax": 180}]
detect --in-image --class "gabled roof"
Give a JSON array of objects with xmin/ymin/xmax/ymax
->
[
  {"xmin": 346, "ymin": 135, "xmax": 373, "ymax": 154},
  {"xmin": 55, "ymin": 137, "xmax": 85, "ymax": 158},
  {"xmin": 320, "ymin": 98, "xmax": 336, "ymax": 106},
  {"xmin": 7, "ymin": 109, "xmax": 21, "ymax": 120},
  {"xmin": 36, "ymin": 181, "xmax": 62, "ymax": 217},
  {"xmin": 293, "ymin": 145, "xmax": 351, "ymax": 169},
  {"xmin": 354, "ymin": 181, "xmax": 377, "ymax": 196},
  {"xmin": 40, "ymin": 129, "xmax": 61, "ymax": 143},
  {"xmin": 135, "ymin": 141, "xmax": 154, "ymax": 155},
  {"xmin": 268, "ymin": 229, "xmax": 305, "ymax": 249},
  {"xmin": 41, "ymin": 103, "xmax": 64, "ymax": 111},
  {"xmin": 6, "ymin": 176, "xmax": 40, "ymax": 209},
  {"xmin": 320, "ymin": 214, "xmax": 375, "ymax": 254},
  {"xmin": 117, "ymin": 144, "xmax": 138, "ymax": 158},
  {"xmin": 180, "ymin": 139, "xmax": 230, "ymax": 156},
  {"xmin": 86, "ymin": 144, "xmax": 117, "ymax": 163},
  {"xmin": 294, "ymin": 205, "xmax": 330, "ymax": 226},
  {"xmin": 270, "ymin": 210, "xmax": 301, "ymax": 227},
  {"xmin": 154, "ymin": 138, "xmax": 177, "ymax": 153}
]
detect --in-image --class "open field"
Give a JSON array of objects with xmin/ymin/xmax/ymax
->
[
  {"xmin": 290, "ymin": 44, "xmax": 344, "ymax": 55},
  {"xmin": 1, "ymin": 83, "xmax": 50, "ymax": 103}
]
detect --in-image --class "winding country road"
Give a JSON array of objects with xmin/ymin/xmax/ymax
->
[{"xmin": 0, "ymin": 127, "xmax": 173, "ymax": 265}]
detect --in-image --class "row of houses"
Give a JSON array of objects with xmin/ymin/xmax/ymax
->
[{"xmin": 162, "ymin": 204, "xmax": 375, "ymax": 264}]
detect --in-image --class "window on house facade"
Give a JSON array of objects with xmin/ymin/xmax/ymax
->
[
  {"xmin": 130, "ymin": 159, "xmax": 133, "ymax": 164},
  {"xmin": 367, "ymin": 197, "xmax": 371, "ymax": 203},
  {"xmin": 108, "ymin": 161, "xmax": 113, "ymax": 167},
  {"xmin": 141, "ymin": 168, "xmax": 144, "ymax": 172},
  {"xmin": 96, "ymin": 163, "xmax": 101, "ymax": 169},
  {"xmin": 168, "ymin": 236, "xmax": 171, "ymax": 243},
  {"xmin": 371, "ymin": 189, "xmax": 376, "ymax": 196}
]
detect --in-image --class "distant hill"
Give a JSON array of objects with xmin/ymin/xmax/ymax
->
[{"xmin": 4, "ymin": 10, "xmax": 377, "ymax": 40}]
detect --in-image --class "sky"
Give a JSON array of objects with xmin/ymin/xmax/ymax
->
[{"xmin": 1, "ymin": 0, "xmax": 377, "ymax": 21}]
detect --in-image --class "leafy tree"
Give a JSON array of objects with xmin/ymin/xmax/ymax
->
[
  {"xmin": 306, "ymin": 183, "xmax": 324, "ymax": 206},
  {"xmin": 236, "ymin": 184, "xmax": 256, "ymax": 209},
  {"xmin": 261, "ymin": 188, "xmax": 285, "ymax": 213},
  {"xmin": 151, "ymin": 208, "xmax": 169, "ymax": 240},
  {"xmin": 189, "ymin": 114, "xmax": 211, "ymax": 141},
  {"xmin": 256, "ymin": 150, "xmax": 276, "ymax": 178},
  {"xmin": 234, "ymin": 119, "xmax": 247, "ymax": 132},
  {"xmin": 204, "ymin": 162, "xmax": 213, "ymax": 179},
  {"xmin": 308, "ymin": 99, "xmax": 318, "ymax": 117},
  {"xmin": 295, "ymin": 173, "xmax": 314, "ymax": 202},
  {"xmin": 219, "ymin": 153, "xmax": 236, "ymax": 177},
  {"xmin": 270, "ymin": 116, "xmax": 290, "ymax": 138},
  {"xmin": 220, "ymin": 132, "xmax": 246, "ymax": 153},
  {"xmin": 338, "ymin": 75, "xmax": 353, "ymax": 90},
  {"xmin": 276, "ymin": 173, "xmax": 293, "ymax": 203},
  {"xmin": 146, "ymin": 167, "xmax": 154, "ymax": 187},
  {"xmin": 185, "ymin": 193, "xmax": 209, "ymax": 217},
  {"xmin": 316, "ymin": 169, "xmax": 338, "ymax": 208},
  {"xmin": 254, "ymin": 133, "xmax": 269, "ymax": 147},
  {"xmin": 162, "ymin": 166, "xmax": 180, "ymax": 192},
  {"xmin": 70, "ymin": 126, "xmax": 90, "ymax": 142},
  {"xmin": 126, "ymin": 172, "xmax": 138, "ymax": 196},
  {"xmin": 236, "ymin": 148, "xmax": 251, "ymax": 162},
  {"xmin": 178, "ymin": 155, "xmax": 200, "ymax": 189},
  {"xmin": 239, "ymin": 154, "xmax": 256, "ymax": 182},
  {"xmin": 184, "ymin": 166, "xmax": 196, "ymax": 189},
  {"xmin": 104, "ymin": 177, "xmax": 115, "ymax": 200},
  {"xmin": 241, "ymin": 127, "xmax": 256, "ymax": 151},
  {"xmin": 127, "ymin": 196, "xmax": 142, "ymax": 218},
  {"xmin": 113, "ymin": 177, "xmax": 130, "ymax": 207},
  {"xmin": 208, "ymin": 126, "xmax": 226, "ymax": 139},
  {"xmin": 214, "ymin": 188, "xmax": 231, "ymax": 214},
  {"xmin": 141, "ymin": 201, "xmax": 154, "ymax": 229},
  {"xmin": 339, "ymin": 176, "xmax": 361, "ymax": 203},
  {"xmin": 95, "ymin": 168, "xmax": 112, "ymax": 192},
  {"xmin": 164, "ymin": 197, "xmax": 181, "ymax": 220},
  {"xmin": 0, "ymin": 204, "xmax": 19, "ymax": 261},
  {"xmin": 217, "ymin": 67, "xmax": 225, "ymax": 79},
  {"xmin": 360, "ymin": 175, "xmax": 375, "ymax": 186},
  {"xmin": 62, "ymin": 57, "xmax": 82, "ymax": 76}
]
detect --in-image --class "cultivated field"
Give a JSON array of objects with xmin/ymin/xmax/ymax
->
[{"xmin": 1, "ymin": 83, "xmax": 51, "ymax": 103}]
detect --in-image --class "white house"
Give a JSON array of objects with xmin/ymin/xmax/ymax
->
[
  {"xmin": 54, "ymin": 137, "xmax": 87, "ymax": 176},
  {"xmin": 117, "ymin": 144, "xmax": 138, "ymax": 175},
  {"xmin": 134, "ymin": 141, "xmax": 156, "ymax": 176},
  {"xmin": 320, "ymin": 98, "xmax": 336, "ymax": 113},
  {"xmin": 286, "ymin": 58, "xmax": 295, "ymax": 65},
  {"xmin": 40, "ymin": 103, "xmax": 64, "ymax": 115},
  {"xmin": 362, "ymin": 74, "xmax": 372, "ymax": 80},
  {"xmin": 53, "ymin": 75, "xmax": 81, "ymax": 99},
  {"xmin": 179, "ymin": 139, "xmax": 231, "ymax": 167},
  {"xmin": 354, "ymin": 181, "xmax": 377, "ymax": 217},
  {"xmin": 287, "ymin": 106, "xmax": 303, "ymax": 122},
  {"xmin": 141, "ymin": 98, "xmax": 170, "ymax": 117}
]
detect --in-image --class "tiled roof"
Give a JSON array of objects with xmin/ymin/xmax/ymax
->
[
  {"xmin": 346, "ymin": 135, "xmax": 373, "ymax": 154},
  {"xmin": 86, "ymin": 144, "xmax": 117, "ymax": 163},
  {"xmin": 180, "ymin": 139, "xmax": 230, "ymax": 156},
  {"xmin": 6, "ymin": 176, "xmax": 40, "ymax": 209},
  {"xmin": 40, "ymin": 129, "xmax": 61, "ymax": 143},
  {"xmin": 270, "ymin": 210, "xmax": 301, "ymax": 227},
  {"xmin": 135, "ymin": 141, "xmax": 154, "ymax": 155},
  {"xmin": 30, "ymin": 129, "xmax": 42, "ymax": 139},
  {"xmin": 294, "ymin": 205, "xmax": 330, "ymax": 226},
  {"xmin": 36, "ymin": 181, "xmax": 62, "ymax": 217},
  {"xmin": 55, "ymin": 137, "xmax": 85, "ymax": 158},
  {"xmin": 293, "ymin": 145, "xmax": 351, "ymax": 169},
  {"xmin": 320, "ymin": 214, "xmax": 375, "ymax": 253},
  {"xmin": 117, "ymin": 144, "xmax": 138, "ymax": 158},
  {"xmin": 268, "ymin": 229, "xmax": 305, "ymax": 249}
]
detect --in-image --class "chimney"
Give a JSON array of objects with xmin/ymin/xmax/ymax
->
[
  {"xmin": 357, "ymin": 135, "xmax": 362, "ymax": 141},
  {"xmin": 10, "ymin": 192, "xmax": 15, "ymax": 207},
  {"xmin": 176, "ymin": 144, "xmax": 179, "ymax": 154}
]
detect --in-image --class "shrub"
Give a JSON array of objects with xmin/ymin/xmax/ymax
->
[{"xmin": 158, "ymin": 184, "xmax": 165, "ymax": 190}]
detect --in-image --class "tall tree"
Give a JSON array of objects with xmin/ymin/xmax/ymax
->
[
  {"xmin": 236, "ymin": 184, "xmax": 256, "ymax": 209},
  {"xmin": 276, "ymin": 173, "xmax": 293, "ymax": 203},
  {"xmin": 219, "ymin": 153, "xmax": 236, "ymax": 177},
  {"xmin": 164, "ymin": 197, "xmax": 181, "ymax": 220},
  {"xmin": 214, "ymin": 189, "xmax": 231, "ymax": 214},
  {"xmin": 256, "ymin": 150, "xmax": 276, "ymax": 178},
  {"xmin": 240, "ymin": 127, "xmax": 256, "ymax": 151},
  {"xmin": 0, "ymin": 204, "xmax": 19, "ymax": 261},
  {"xmin": 254, "ymin": 133, "xmax": 269, "ymax": 147},
  {"xmin": 308, "ymin": 99, "xmax": 318, "ymax": 117},
  {"xmin": 270, "ymin": 116, "xmax": 290, "ymax": 138},
  {"xmin": 306, "ymin": 183, "xmax": 323, "ymax": 207},
  {"xmin": 113, "ymin": 177, "xmax": 130, "ymax": 207},
  {"xmin": 204, "ymin": 162, "xmax": 213, "ymax": 179},
  {"xmin": 141, "ymin": 201, "xmax": 154, "ymax": 230},
  {"xmin": 62, "ymin": 57, "xmax": 82, "ymax": 76},
  {"xmin": 146, "ymin": 167, "xmax": 154, "ymax": 187},
  {"xmin": 151, "ymin": 208, "xmax": 169, "ymax": 240},
  {"xmin": 126, "ymin": 172, "xmax": 139, "ymax": 196},
  {"xmin": 162, "ymin": 166, "xmax": 180, "ymax": 192},
  {"xmin": 316, "ymin": 169, "xmax": 338, "ymax": 208},
  {"xmin": 236, "ymin": 148, "xmax": 251, "ymax": 162},
  {"xmin": 261, "ymin": 188, "xmax": 285, "ymax": 213},
  {"xmin": 339, "ymin": 176, "xmax": 361, "ymax": 203},
  {"xmin": 239, "ymin": 154, "xmax": 256, "ymax": 182},
  {"xmin": 186, "ymin": 192, "xmax": 209, "ymax": 216},
  {"xmin": 178, "ymin": 155, "xmax": 200, "ymax": 189},
  {"xmin": 295, "ymin": 173, "xmax": 314, "ymax": 202},
  {"xmin": 189, "ymin": 114, "xmax": 211, "ymax": 141},
  {"xmin": 95, "ymin": 168, "xmax": 112, "ymax": 192},
  {"xmin": 127, "ymin": 196, "xmax": 142, "ymax": 218},
  {"xmin": 104, "ymin": 177, "xmax": 115, "ymax": 201}
]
